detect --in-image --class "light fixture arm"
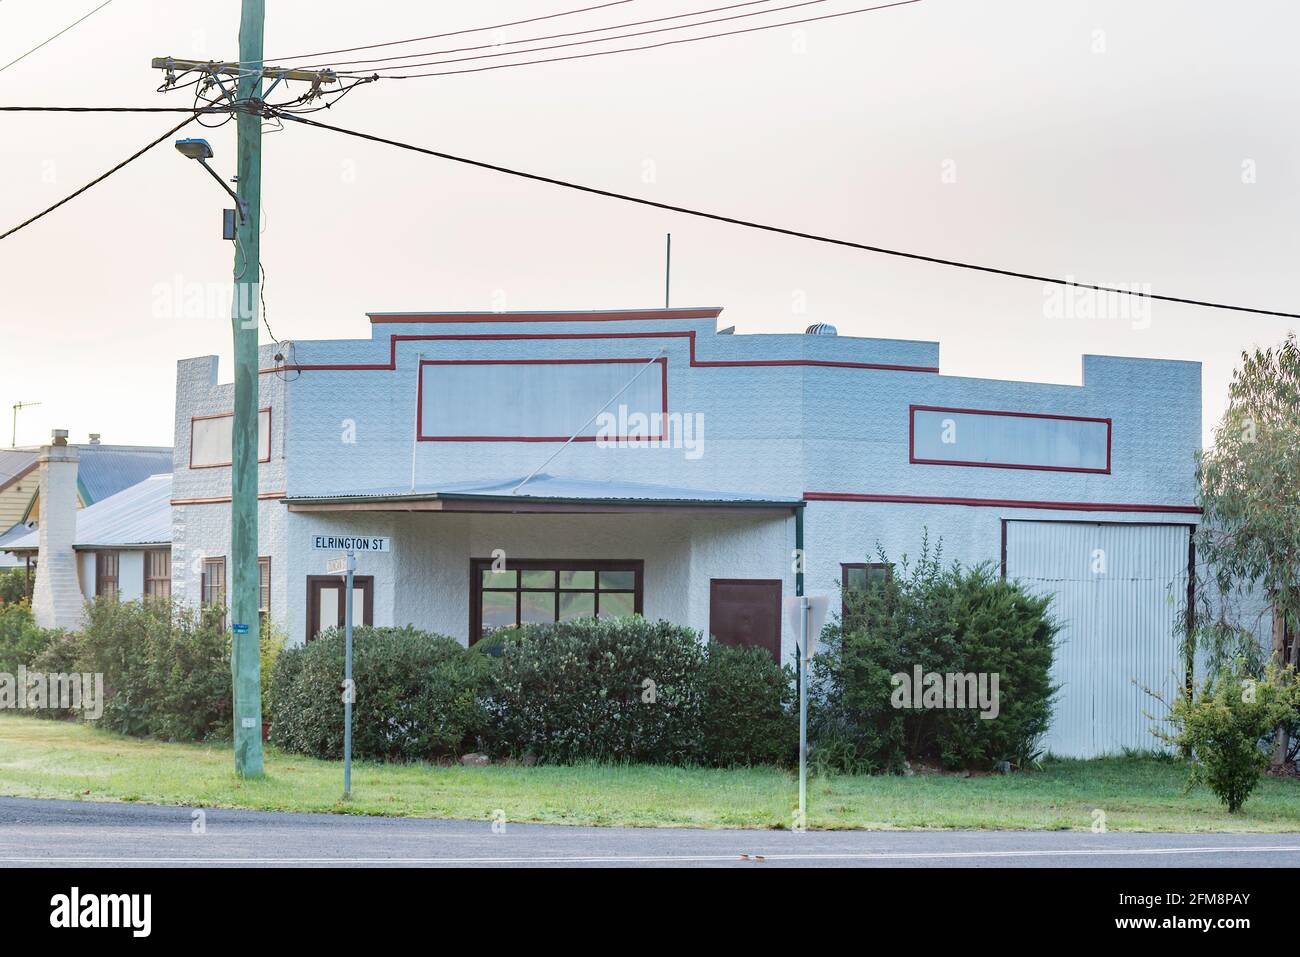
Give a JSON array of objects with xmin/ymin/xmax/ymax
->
[{"xmin": 196, "ymin": 157, "xmax": 248, "ymax": 223}]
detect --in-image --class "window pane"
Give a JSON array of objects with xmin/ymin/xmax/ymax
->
[
  {"xmin": 521, "ymin": 569, "xmax": 555, "ymax": 589},
  {"xmin": 599, "ymin": 570, "xmax": 636, "ymax": 590},
  {"xmin": 482, "ymin": 568, "xmax": 517, "ymax": 588},
  {"xmin": 481, "ymin": 590, "xmax": 515, "ymax": 633},
  {"xmin": 559, "ymin": 591, "xmax": 595, "ymax": 621},
  {"xmin": 521, "ymin": 590, "xmax": 556, "ymax": 624},
  {"xmin": 845, "ymin": 566, "xmax": 867, "ymax": 592},
  {"xmin": 559, "ymin": 569, "xmax": 595, "ymax": 589},
  {"xmin": 598, "ymin": 591, "xmax": 635, "ymax": 619}
]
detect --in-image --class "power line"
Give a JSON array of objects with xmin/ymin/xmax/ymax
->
[
  {"xmin": 281, "ymin": 113, "xmax": 1300, "ymax": 321},
  {"xmin": 336, "ymin": 0, "xmax": 921, "ymax": 78},
  {"xmin": 0, "ymin": 113, "xmax": 197, "ymax": 242},
  {"xmin": 0, "ymin": 0, "xmax": 117, "ymax": 76},
  {"xmin": 295, "ymin": 0, "xmax": 786, "ymax": 70},
  {"xmin": 331, "ymin": 0, "xmax": 834, "ymax": 75},
  {"xmin": 0, "ymin": 105, "xmax": 222, "ymax": 113},
  {"xmin": 253, "ymin": 0, "xmax": 638, "ymax": 66}
]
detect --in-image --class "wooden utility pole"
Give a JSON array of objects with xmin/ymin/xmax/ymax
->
[
  {"xmin": 229, "ymin": 0, "xmax": 266, "ymax": 778},
  {"xmin": 153, "ymin": 6, "xmax": 337, "ymax": 779}
]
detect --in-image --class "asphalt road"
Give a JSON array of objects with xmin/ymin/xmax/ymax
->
[{"xmin": 0, "ymin": 797, "xmax": 1297, "ymax": 867}]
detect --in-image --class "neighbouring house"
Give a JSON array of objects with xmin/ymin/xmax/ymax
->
[
  {"xmin": 0, "ymin": 435, "xmax": 172, "ymax": 569},
  {"xmin": 165, "ymin": 306, "xmax": 1206, "ymax": 758},
  {"xmin": 1, "ymin": 434, "xmax": 173, "ymax": 624}
]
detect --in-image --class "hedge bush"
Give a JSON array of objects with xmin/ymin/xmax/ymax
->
[
  {"xmin": 813, "ymin": 541, "xmax": 1057, "ymax": 772},
  {"xmin": 486, "ymin": 617, "xmax": 704, "ymax": 764},
  {"xmin": 270, "ymin": 625, "xmax": 494, "ymax": 761},
  {"xmin": 0, "ymin": 600, "xmax": 58, "ymax": 675},
  {"xmin": 74, "ymin": 597, "xmax": 232, "ymax": 740},
  {"xmin": 699, "ymin": 642, "xmax": 797, "ymax": 767}
]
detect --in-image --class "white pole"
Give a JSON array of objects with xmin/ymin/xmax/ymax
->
[
  {"xmin": 343, "ymin": 548, "xmax": 355, "ymax": 799},
  {"xmin": 798, "ymin": 594, "xmax": 808, "ymax": 831}
]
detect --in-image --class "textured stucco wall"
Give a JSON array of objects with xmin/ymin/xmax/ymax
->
[{"xmin": 171, "ymin": 311, "xmax": 1202, "ymax": 665}]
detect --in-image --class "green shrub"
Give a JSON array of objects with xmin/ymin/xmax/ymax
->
[
  {"xmin": 0, "ymin": 567, "xmax": 28, "ymax": 605},
  {"xmin": 270, "ymin": 626, "xmax": 494, "ymax": 761},
  {"xmin": 812, "ymin": 538, "xmax": 1057, "ymax": 772},
  {"xmin": 0, "ymin": 600, "xmax": 58, "ymax": 675},
  {"xmin": 699, "ymin": 642, "xmax": 797, "ymax": 767},
  {"xmin": 75, "ymin": 597, "xmax": 231, "ymax": 741},
  {"xmin": 1156, "ymin": 663, "xmax": 1300, "ymax": 812},
  {"xmin": 487, "ymin": 616, "xmax": 704, "ymax": 764},
  {"xmin": 260, "ymin": 621, "xmax": 286, "ymax": 723}
]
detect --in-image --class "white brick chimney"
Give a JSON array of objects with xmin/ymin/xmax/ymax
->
[{"xmin": 31, "ymin": 430, "xmax": 85, "ymax": 630}]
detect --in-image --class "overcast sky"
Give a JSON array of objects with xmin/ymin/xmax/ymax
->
[{"xmin": 0, "ymin": 0, "xmax": 1295, "ymax": 449}]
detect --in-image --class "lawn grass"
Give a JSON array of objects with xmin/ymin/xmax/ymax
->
[{"xmin": 0, "ymin": 714, "xmax": 1296, "ymax": 830}]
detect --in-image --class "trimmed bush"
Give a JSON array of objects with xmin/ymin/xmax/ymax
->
[
  {"xmin": 74, "ymin": 597, "xmax": 232, "ymax": 741},
  {"xmin": 486, "ymin": 616, "xmax": 704, "ymax": 764},
  {"xmin": 0, "ymin": 567, "xmax": 28, "ymax": 606},
  {"xmin": 699, "ymin": 642, "xmax": 798, "ymax": 767},
  {"xmin": 270, "ymin": 626, "xmax": 494, "ymax": 761},
  {"xmin": 813, "ymin": 541, "xmax": 1057, "ymax": 772},
  {"xmin": 0, "ymin": 600, "xmax": 58, "ymax": 675},
  {"xmin": 1156, "ymin": 663, "xmax": 1300, "ymax": 812}
]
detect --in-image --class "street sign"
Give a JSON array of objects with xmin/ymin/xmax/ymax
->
[
  {"xmin": 310, "ymin": 535, "xmax": 389, "ymax": 553},
  {"xmin": 325, "ymin": 556, "xmax": 349, "ymax": 575}
]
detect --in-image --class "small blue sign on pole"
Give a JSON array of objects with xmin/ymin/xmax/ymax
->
[{"xmin": 232, "ymin": 623, "xmax": 249, "ymax": 635}]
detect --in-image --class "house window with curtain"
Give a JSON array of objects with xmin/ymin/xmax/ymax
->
[
  {"xmin": 144, "ymin": 548, "xmax": 171, "ymax": 599},
  {"xmin": 202, "ymin": 557, "xmax": 226, "ymax": 610},
  {"xmin": 95, "ymin": 551, "xmax": 119, "ymax": 599},
  {"xmin": 258, "ymin": 557, "xmax": 271, "ymax": 628}
]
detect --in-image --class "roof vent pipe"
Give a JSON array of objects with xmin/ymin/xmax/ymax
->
[
  {"xmin": 804, "ymin": 322, "xmax": 838, "ymax": 336},
  {"xmin": 88, "ymin": 434, "xmax": 101, "ymax": 445}
]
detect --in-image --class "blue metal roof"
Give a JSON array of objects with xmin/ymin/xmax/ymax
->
[
  {"xmin": 3, "ymin": 473, "xmax": 172, "ymax": 552},
  {"xmin": 74, "ymin": 445, "xmax": 173, "ymax": 505},
  {"xmin": 285, "ymin": 473, "xmax": 802, "ymax": 507}
]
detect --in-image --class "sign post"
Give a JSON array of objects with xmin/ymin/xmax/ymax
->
[
  {"xmin": 311, "ymin": 534, "xmax": 390, "ymax": 799},
  {"xmin": 785, "ymin": 594, "xmax": 828, "ymax": 831},
  {"xmin": 343, "ymin": 549, "xmax": 355, "ymax": 799}
]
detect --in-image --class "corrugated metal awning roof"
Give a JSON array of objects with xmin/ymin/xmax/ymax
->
[
  {"xmin": 285, "ymin": 474, "xmax": 801, "ymax": 513},
  {"xmin": 3, "ymin": 473, "xmax": 173, "ymax": 553}
]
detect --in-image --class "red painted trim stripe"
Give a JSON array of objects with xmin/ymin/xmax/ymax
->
[
  {"xmin": 416, "ymin": 357, "xmax": 669, "ymax": 443},
  {"xmin": 803, "ymin": 491, "xmax": 1201, "ymax": 514},
  {"xmin": 259, "ymin": 329, "xmax": 940, "ymax": 376},
  {"xmin": 908, "ymin": 404, "xmax": 1113, "ymax": 475},
  {"xmin": 368, "ymin": 308, "xmax": 723, "ymax": 324},
  {"xmin": 172, "ymin": 491, "xmax": 286, "ymax": 505}
]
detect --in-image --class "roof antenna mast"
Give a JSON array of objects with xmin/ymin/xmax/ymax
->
[
  {"xmin": 11, "ymin": 401, "xmax": 40, "ymax": 447},
  {"xmin": 664, "ymin": 233, "xmax": 671, "ymax": 308}
]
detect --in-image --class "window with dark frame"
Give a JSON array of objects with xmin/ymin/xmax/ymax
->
[
  {"xmin": 144, "ymin": 548, "xmax": 171, "ymax": 599},
  {"xmin": 471, "ymin": 559, "xmax": 643, "ymax": 642},
  {"xmin": 840, "ymin": 562, "xmax": 892, "ymax": 622},
  {"xmin": 201, "ymin": 557, "xmax": 226, "ymax": 611},
  {"xmin": 258, "ymin": 556, "xmax": 271, "ymax": 628},
  {"xmin": 95, "ymin": 551, "xmax": 119, "ymax": 599}
]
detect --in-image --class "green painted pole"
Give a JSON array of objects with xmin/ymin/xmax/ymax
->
[{"xmin": 231, "ymin": 0, "xmax": 265, "ymax": 778}]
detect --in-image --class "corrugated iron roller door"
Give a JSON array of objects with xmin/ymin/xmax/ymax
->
[{"xmin": 1004, "ymin": 521, "xmax": 1190, "ymax": 759}]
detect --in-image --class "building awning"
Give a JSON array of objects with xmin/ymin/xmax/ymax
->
[
  {"xmin": 2, "ymin": 473, "xmax": 173, "ymax": 554},
  {"xmin": 283, "ymin": 474, "xmax": 803, "ymax": 515}
]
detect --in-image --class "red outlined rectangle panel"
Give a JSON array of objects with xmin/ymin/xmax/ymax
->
[
  {"xmin": 908, "ymin": 405, "xmax": 1112, "ymax": 474},
  {"xmin": 189, "ymin": 407, "xmax": 273, "ymax": 469},
  {"xmin": 417, "ymin": 358, "xmax": 669, "ymax": 442}
]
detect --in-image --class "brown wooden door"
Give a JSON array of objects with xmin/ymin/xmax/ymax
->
[
  {"xmin": 306, "ymin": 575, "xmax": 374, "ymax": 641},
  {"xmin": 709, "ymin": 579, "xmax": 782, "ymax": 662}
]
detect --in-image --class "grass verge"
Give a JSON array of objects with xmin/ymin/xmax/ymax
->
[{"xmin": 0, "ymin": 715, "xmax": 1297, "ymax": 830}]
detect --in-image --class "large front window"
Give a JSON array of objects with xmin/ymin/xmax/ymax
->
[{"xmin": 470, "ymin": 559, "xmax": 643, "ymax": 642}]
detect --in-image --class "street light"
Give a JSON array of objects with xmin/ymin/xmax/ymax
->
[{"xmin": 174, "ymin": 137, "xmax": 248, "ymax": 228}]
